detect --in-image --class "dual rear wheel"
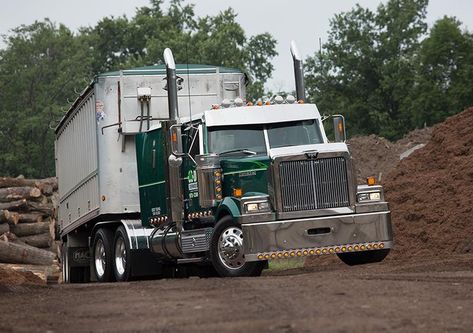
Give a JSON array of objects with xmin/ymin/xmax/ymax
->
[{"xmin": 92, "ymin": 226, "xmax": 131, "ymax": 282}]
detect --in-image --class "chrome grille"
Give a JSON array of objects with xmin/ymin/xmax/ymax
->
[{"xmin": 279, "ymin": 157, "xmax": 350, "ymax": 212}]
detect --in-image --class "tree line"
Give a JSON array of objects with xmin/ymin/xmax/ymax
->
[
  {"xmin": 1, "ymin": 0, "xmax": 472, "ymax": 178},
  {"xmin": 305, "ymin": 0, "xmax": 473, "ymax": 140}
]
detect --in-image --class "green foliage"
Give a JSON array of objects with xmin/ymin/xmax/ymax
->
[
  {"xmin": 0, "ymin": 20, "xmax": 93, "ymax": 177},
  {"xmin": 305, "ymin": 0, "xmax": 473, "ymax": 140},
  {"xmin": 0, "ymin": 1, "xmax": 277, "ymax": 177}
]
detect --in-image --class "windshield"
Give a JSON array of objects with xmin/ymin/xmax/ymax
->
[
  {"xmin": 207, "ymin": 125, "xmax": 267, "ymax": 156},
  {"xmin": 207, "ymin": 120, "xmax": 324, "ymax": 156},
  {"xmin": 267, "ymin": 120, "xmax": 323, "ymax": 148}
]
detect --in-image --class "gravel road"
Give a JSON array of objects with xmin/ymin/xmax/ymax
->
[{"xmin": 1, "ymin": 254, "xmax": 472, "ymax": 333}]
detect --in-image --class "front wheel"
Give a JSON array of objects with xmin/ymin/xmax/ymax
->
[
  {"xmin": 337, "ymin": 249, "xmax": 390, "ymax": 266},
  {"xmin": 210, "ymin": 216, "xmax": 264, "ymax": 277}
]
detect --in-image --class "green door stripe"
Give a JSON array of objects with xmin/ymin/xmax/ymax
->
[
  {"xmin": 223, "ymin": 168, "xmax": 267, "ymax": 176},
  {"xmin": 139, "ymin": 180, "xmax": 166, "ymax": 188}
]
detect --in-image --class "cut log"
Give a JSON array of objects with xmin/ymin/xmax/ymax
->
[
  {"xmin": 0, "ymin": 186, "xmax": 42, "ymax": 202},
  {"xmin": 18, "ymin": 212, "xmax": 44, "ymax": 223},
  {"xmin": 0, "ymin": 177, "xmax": 58, "ymax": 191},
  {"xmin": 1, "ymin": 232, "xmax": 29, "ymax": 247},
  {"xmin": 0, "ymin": 223, "xmax": 9, "ymax": 235},
  {"xmin": 26, "ymin": 201, "xmax": 54, "ymax": 216},
  {"xmin": 10, "ymin": 222, "xmax": 50, "ymax": 237},
  {"xmin": 0, "ymin": 239, "xmax": 55, "ymax": 265},
  {"xmin": 19, "ymin": 232, "xmax": 52, "ymax": 248},
  {"xmin": 0, "ymin": 210, "xmax": 19, "ymax": 225},
  {"xmin": 0, "ymin": 199, "xmax": 27, "ymax": 211}
]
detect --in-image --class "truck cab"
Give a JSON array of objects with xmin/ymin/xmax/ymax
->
[{"xmin": 136, "ymin": 99, "xmax": 392, "ymax": 277}]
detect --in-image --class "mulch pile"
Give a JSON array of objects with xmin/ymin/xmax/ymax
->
[
  {"xmin": 384, "ymin": 107, "xmax": 473, "ymax": 258},
  {"xmin": 0, "ymin": 267, "xmax": 44, "ymax": 286},
  {"xmin": 348, "ymin": 127, "xmax": 433, "ymax": 183}
]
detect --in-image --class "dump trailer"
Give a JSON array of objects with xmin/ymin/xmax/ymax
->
[{"xmin": 55, "ymin": 42, "xmax": 392, "ymax": 282}]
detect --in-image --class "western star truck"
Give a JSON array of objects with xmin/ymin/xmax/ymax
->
[{"xmin": 55, "ymin": 42, "xmax": 393, "ymax": 282}]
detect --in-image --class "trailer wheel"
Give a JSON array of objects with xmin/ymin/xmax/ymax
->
[
  {"xmin": 210, "ymin": 216, "xmax": 264, "ymax": 277},
  {"xmin": 92, "ymin": 228, "xmax": 115, "ymax": 282},
  {"xmin": 337, "ymin": 249, "xmax": 390, "ymax": 266},
  {"xmin": 113, "ymin": 226, "xmax": 132, "ymax": 282}
]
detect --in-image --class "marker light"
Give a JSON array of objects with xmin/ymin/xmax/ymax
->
[
  {"xmin": 367, "ymin": 176, "xmax": 376, "ymax": 186},
  {"xmin": 233, "ymin": 188, "xmax": 242, "ymax": 197}
]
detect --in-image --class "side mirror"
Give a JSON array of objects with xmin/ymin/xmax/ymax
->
[
  {"xmin": 170, "ymin": 124, "xmax": 184, "ymax": 156},
  {"xmin": 332, "ymin": 115, "xmax": 346, "ymax": 142}
]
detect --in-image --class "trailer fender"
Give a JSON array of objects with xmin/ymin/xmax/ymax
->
[{"xmin": 90, "ymin": 220, "xmax": 153, "ymax": 250}]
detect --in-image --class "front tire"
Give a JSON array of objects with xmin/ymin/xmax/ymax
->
[
  {"xmin": 210, "ymin": 216, "xmax": 264, "ymax": 277},
  {"xmin": 337, "ymin": 249, "xmax": 390, "ymax": 266},
  {"xmin": 113, "ymin": 226, "xmax": 132, "ymax": 282},
  {"xmin": 92, "ymin": 228, "xmax": 115, "ymax": 282}
]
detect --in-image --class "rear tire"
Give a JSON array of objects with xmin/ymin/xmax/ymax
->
[
  {"xmin": 210, "ymin": 216, "xmax": 264, "ymax": 277},
  {"xmin": 92, "ymin": 228, "xmax": 115, "ymax": 282},
  {"xmin": 337, "ymin": 249, "xmax": 390, "ymax": 266},
  {"xmin": 113, "ymin": 226, "xmax": 132, "ymax": 282}
]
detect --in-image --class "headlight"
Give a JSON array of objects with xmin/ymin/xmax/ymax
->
[
  {"xmin": 357, "ymin": 191, "xmax": 381, "ymax": 203},
  {"xmin": 243, "ymin": 200, "xmax": 271, "ymax": 214}
]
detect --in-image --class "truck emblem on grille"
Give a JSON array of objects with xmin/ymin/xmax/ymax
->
[{"xmin": 304, "ymin": 151, "xmax": 319, "ymax": 159}]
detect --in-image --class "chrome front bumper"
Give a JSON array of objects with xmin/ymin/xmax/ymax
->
[{"xmin": 242, "ymin": 210, "xmax": 392, "ymax": 261}]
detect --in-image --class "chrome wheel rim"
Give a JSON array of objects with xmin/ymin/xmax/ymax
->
[
  {"xmin": 94, "ymin": 238, "xmax": 106, "ymax": 278},
  {"xmin": 114, "ymin": 237, "xmax": 126, "ymax": 276},
  {"xmin": 218, "ymin": 226, "xmax": 245, "ymax": 270}
]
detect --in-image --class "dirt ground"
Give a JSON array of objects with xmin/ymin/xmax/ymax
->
[{"xmin": 0, "ymin": 254, "xmax": 472, "ymax": 333}]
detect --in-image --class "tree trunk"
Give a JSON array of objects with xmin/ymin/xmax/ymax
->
[
  {"xmin": 26, "ymin": 201, "xmax": 54, "ymax": 216},
  {"xmin": 0, "ymin": 239, "xmax": 56, "ymax": 265},
  {"xmin": 0, "ymin": 177, "xmax": 58, "ymax": 191},
  {"xmin": 0, "ymin": 223, "xmax": 9, "ymax": 235},
  {"xmin": 18, "ymin": 212, "xmax": 44, "ymax": 223},
  {"xmin": 19, "ymin": 232, "xmax": 52, "ymax": 248},
  {"xmin": 0, "ymin": 186, "xmax": 42, "ymax": 202},
  {"xmin": 10, "ymin": 222, "xmax": 50, "ymax": 237},
  {"xmin": 0, "ymin": 199, "xmax": 27, "ymax": 211},
  {"xmin": 0, "ymin": 210, "xmax": 20, "ymax": 225}
]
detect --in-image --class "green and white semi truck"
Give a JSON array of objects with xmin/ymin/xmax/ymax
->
[{"xmin": 55, "ymin": 43, "xmax": 392, "ymax": 282}]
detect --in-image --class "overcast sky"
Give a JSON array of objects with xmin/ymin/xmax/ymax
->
[{"xmin": 1, "ymin": 0, "xmax": 472, "ymax": 92}]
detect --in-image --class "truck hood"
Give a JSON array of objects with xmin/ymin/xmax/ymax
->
[{"xmin": 269, "ymin": 142, "xmax": 349, "ymax": 159}]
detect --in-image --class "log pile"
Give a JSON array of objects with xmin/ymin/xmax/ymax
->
[{"xmin": 0, "ymin": 177, "xmax": 58, "ymax": 266}]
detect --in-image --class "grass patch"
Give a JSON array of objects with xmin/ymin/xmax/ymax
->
[{"xmin": 267, "ymin": 258, "xmax": 305, "ymax": 272}]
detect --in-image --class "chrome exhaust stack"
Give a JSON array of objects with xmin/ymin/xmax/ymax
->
[
  {"xmin": 150, "ymin": 48, "xmax": 184, "ymax": 259},
  {"xmin": 290, "ymin": 40, "xmax": 305, "ymax": 101}
]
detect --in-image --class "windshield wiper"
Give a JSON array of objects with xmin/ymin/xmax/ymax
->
[{"xmin": 218, "ymin": 149, "xmax": 257, "ymax": 156}]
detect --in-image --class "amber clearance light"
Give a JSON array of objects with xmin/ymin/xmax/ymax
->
[{"xmin": 367, "ymin": 176, "xmax": 376, "ymax": 186}]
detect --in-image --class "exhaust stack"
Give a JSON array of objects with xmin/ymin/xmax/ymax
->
[
  {"xmin": 163, "ymin": 48, "xmax": 184, "ymax": 234},
  {"xmin": 290, "ymin": 40, "xmax": 305, "ymax": 101},
  {"xmin": 164, "ymin": 48, "xmax": 179, "ymax": 120}
]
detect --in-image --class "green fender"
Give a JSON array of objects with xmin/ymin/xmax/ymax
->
[
  {"xmin": 215, "ymin": 197, "xmax": 241, "ymax": 221},
  {"xmin": 214, "ymin": 192, "xmax": 268, "ymax": 222}
]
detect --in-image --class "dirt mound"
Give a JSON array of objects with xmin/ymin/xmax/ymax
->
[
  {"xmin": 348, "ymin": 127, "xmax": 433, "ymax": 183},
  {"xmin": 384, "ymin": 107, "xmax": 473, "ymax": 258},
  {"xmin": 0, "ymin": 267, "xmax": 44, "ymax": 286}
]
